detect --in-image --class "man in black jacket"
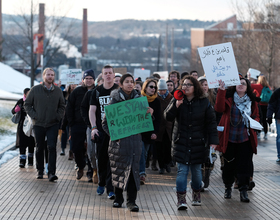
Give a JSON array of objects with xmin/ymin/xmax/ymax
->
[
  {"xmin": 267, "ymin": 87, "xmax": 280, "ymax": 162},
  {"xmin": 66, "ymin": 69, "xmax": 95, "ymax": 180}
]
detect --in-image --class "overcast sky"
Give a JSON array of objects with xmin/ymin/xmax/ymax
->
[{"xmin": 3, "ymin": 0, "xmax": 236, "ymax": 22}]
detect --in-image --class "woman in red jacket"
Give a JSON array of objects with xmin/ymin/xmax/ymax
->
[
  {"xmin": 251, "ymin": 75, "xmax": 270, "ymax": 139},
  {"xmin": 215, "ymin": 78, "xmax": 259, "ymax": 203}
]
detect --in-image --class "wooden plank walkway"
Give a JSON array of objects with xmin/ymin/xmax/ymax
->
[{"xmin": 0, "ymin": 145, "xmax": 280, "ymax": 220}]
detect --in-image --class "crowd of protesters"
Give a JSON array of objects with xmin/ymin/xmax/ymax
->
[{"xmin": 11, "ymin": 65, "xmax": 280, "ymax": 212}]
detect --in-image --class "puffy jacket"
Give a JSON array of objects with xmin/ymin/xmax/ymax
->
[
  {"xmin": 24, "ymin": 83, "xmax": 65, "ymax": 128},
  {"xmin": 164, "ymin": 95, "xmax": 218, "ymax": 165},
  {"xmin": 102, "ymin": 88, "xmax": 142, "ymax": 191},
  {"xmin": 215, "ymin": 89, "xmax": 259, "ymax": 154},
  {"xmin": 267, "ymin": 87, "xmax": 280, "ymax": 120}
]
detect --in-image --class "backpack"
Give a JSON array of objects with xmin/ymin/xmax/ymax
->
[{"xmin": 260, "ymin": 86, "xmax": 272, "ymax": 103}]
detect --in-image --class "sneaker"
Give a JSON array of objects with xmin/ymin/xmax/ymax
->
[
  {"xmin": 97, "ymin": 186, "xmax": 105, "ymax": 195},
  {"xmin": 60, "ymin": 149, "xmax": 65, "ymax": 156},
  {"xmin": 140, "ymin": 175, "xmax": 145, "ymax": 185},
  {"xmin": 191, "ymin": 191, "xmax": 201, "ymax": 206},
  {"xmin": 48, "ymin": 174, "xmax": 58, "ymax": 182},
  {"xmin": 127, "ymin": 203, "xmax": 139, "ymax": 212},
  {"xmin": 37, "ymin": 171, "xmax": 44, "ymax": 179},
  {"xmin": 76, "ymin": 168, "xmax": 84, "ymax": 180},
  {"xmin": 276, "ymin": 158, "xmax": 280, "ymax": 163},
  {"xmin": 108, "ymin": 192, "xmax": 116, "ymax": 200}
]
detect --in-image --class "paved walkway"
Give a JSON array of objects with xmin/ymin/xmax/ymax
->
[{"xmin": 0, "ymin": 135, "xmax": 280, "ymax": 220}]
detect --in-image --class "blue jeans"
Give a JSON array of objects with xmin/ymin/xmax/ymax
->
[
  {"xmin": 276, "ymin": 119, "xmax": 280, "ymax": 159},
  {"xmin": 139, "ymin": 142, "xmax": 151, "ymax": 176},
  {"xmin": 176, "ymin": 163, "xmax": 202, "ymax": 192}
]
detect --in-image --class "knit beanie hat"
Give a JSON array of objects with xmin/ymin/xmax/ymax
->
[
  {"xmin": 157, "ymin": 79, "xmax": 167, "ymax": 90},
  {"xmin": 83, "ymin": 69, "xmax": 95, "ymax": 80}
]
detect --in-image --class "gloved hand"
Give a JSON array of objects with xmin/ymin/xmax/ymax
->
[{"xmin": 267, "ymin": 118, "xmax": 272, "ymax": 125}]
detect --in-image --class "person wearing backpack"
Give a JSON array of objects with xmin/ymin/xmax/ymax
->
[{"xmin": 251, "ymin": 75, "xmax": 272, "ymax": 140}]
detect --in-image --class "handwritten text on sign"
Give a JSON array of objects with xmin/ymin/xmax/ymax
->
[
  {"xmin": 60, "ymin": 69, "xmax": 82, "ymax": 85},
  {"xmin": 197, "ymin": 42, "xmax": 240, "ymax": 88},
  {"xmin": 104, "ymin": 96, "xmax": 154, "ymax": 141}
]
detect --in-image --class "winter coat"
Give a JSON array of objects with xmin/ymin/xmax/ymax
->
[
  {"xmin": 141, "ymin": 97, "xmax": 161, "ymax": 144},
  {"xmin": 12, "ymin": 98, "xmax": 35, "ymax": 148},
  {"xmin": 102, "ymin": 88, "xmax": 142, "ymax": 191},
  {"xmin": 24, "ymin": 83, "xmax": 65, "ymax": 128},
  {"xmin": 164, "ymin": 95, "xmax": 219, "ymax": 165},
  {"xmin": 66, "ymin": 85, "xmax": 89, "ymax": 127},
  {"xmin": 267, "ymin": 88, "xmax": 280, "ymax": 120},
  {"xmin": 155, "ymin": 93, "xmax": 173, "ymax": 142},
  {"xmin": 215, "ymin": 89, "xmax": 259, "ymax": 154}
]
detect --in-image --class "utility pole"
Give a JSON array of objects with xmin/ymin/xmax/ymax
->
[
  {"xmin": 30, "ymin": 0, "xmax": 34, "ymax": 87},
  {"xmin": 171, "ymin": 27, "xmax": 174, "ymax": 70},
  {"xmin": 157, "ymin": 35, "xmax": 161, "ymax": 71},
  {"xmin": 164, "ymin": 24, "xmax": 168, "ymax": 72}
]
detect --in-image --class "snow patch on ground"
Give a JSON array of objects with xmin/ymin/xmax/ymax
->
[{"xmin": 0, "ymin": 150, "xmax": 18, "ymax": 167}]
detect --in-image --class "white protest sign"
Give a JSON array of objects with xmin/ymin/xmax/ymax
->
[
  {"xmin": 60, "ymin": 69, "xmax": 82, "ymax": 85},
  {"xmin": 134, "ymin": 69, "xmax": 151, "ymax": 80},
  {"xmin": 153, "ymin": 71, "xmax": 168, "ymax": 80},
  {"xmin": 197, "ymin": 42, "xmax": 240, "ymax": 88},
  {"xmin": 247, "ymin": 68, "xmax": 260, "ymax": 80}
]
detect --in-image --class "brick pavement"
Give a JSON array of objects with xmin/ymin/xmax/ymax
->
[{"xmin": 0, "ymin": 141, "xmax": 280, "ymax": 220}]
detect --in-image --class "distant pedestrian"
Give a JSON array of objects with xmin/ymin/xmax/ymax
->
[
  {"xmin": 102, "ymin": 73, "xmax": 144, "ymax": 212},
  {"xmin": 267, "ymin": 87, "xmax": 280, "ymax": 162},
  {"xmin": 164, "ymin": 75, "xmax": 218, "ymax": 210},
  {"xmin": 168, "ymin": 71, "xmax": 180, "ymax": 93},
  {"xmin": 12, "ymin": 88, "xmax": 35, "ymax": 168},
  {"xmin": 190, "ymin": 70, "xmax": 198, "ymax": 79},
  {"xmin": 215, "ymin": 78, "xmax": 259, "ymax": 203},
  {"xmin": 24, "ymin": 68, "xmax": 65, "ymax": 181},
  {"xmin": 166, "ymin": 80, "xmax": 174, "ymax": 94}
]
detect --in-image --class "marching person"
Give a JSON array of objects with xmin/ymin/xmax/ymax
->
[
  {"xmin": 215, "ymin": 78, "xmax": 259, "ymax": 203},
  {"xmin": 102, "ymin": 73, "xmax": 145, "ymax": 212},
  {"xmin": 24, "ymin": 68, "xmax": 65, "ymax": 181},
  {"xmin": 12, "ymin": 88, "xmax": 35, "ymax": 168},
  {"xmin": 164, "ymin": 75, "xmax": 218, "ymax": 210}
]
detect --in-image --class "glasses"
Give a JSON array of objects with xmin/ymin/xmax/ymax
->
[
  {"xmin": 170, "ymin": 75, "xmax": 177, "ymax": 78},
  {"xmin": 148, "ymin": 85, "xmax": 157, "ymax": 89},
  {"xmin": 240, "ymin": 82, "xmax": 247, "ymax": 86},
  {"xmin": 182, "ymin": 83, "xmax": 194, "ymax": 88}
]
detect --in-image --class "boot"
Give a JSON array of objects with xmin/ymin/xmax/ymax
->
[
  {"xmin": 19, "ymin": 158, "xmax": 26, "ymax": 168},
  {"xmin": 60, "ymin": 148, "xmax": 65, "ymax": 156},
  {"xmin": 28, "ymin": 156, "xmax": 34, "ymax": 166},
  {"xmin": 190, "ymin": 181, "xmax": 203, "ymax": 206},
  {"xmin": 248, "ymin": 177, "xmax": 255, "ymax": 191},
  {"xmin": 176, "ymin": 191, "xmax": 187, "ymax": 210},
  {"xmin": 93, "ymin": 169, "xmax": 98, "ymax": 184},
  {"xmin": 151, "ymin": 159, "xmax": 158, "ymax": 171},
  {"xmin": 240, "ymin": 189, "xmax": 250, "ymax": 203},
  {"xmin": 68, "ymin": 150, "xmax": 74, "ymax": 160},
  {"xmin": 224, "ymin": 188, "xmax": 232, "ymax": 199}
]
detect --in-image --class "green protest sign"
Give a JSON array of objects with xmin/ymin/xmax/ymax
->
[{"xmin": 104, "ymin": 96, "xmax": 154, "ymax": 141}]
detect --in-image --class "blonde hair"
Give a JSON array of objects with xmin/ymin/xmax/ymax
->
[
  {"xmin": 257, "ymin": 75, "xmax": 269, "ymax": 87},
  {"xmin": 42, "ymin": 68, "xmax": 55, "ymax": 76}
]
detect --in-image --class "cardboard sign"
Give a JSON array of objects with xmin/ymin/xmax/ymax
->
[
  {"xmin": 60, "ymin": 69, "xmax": 82, "ymax": 85},
  {"xmin": 197, "ymin": 42, "xmax": 240, "ymax": 88},
  {"xmin": 247, "ymin": 68, "xmax": 260, "ymax": 80},
  {"xmin": 104, "ymin": 96, "xmax": 154, "ymax": 141},
  {"xmin": 134, "ymin": 69, "xmax": 151, "ymax": 81}
]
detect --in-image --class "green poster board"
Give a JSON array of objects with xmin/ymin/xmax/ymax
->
[{"xmin": 104, "ymin": 96, "xmax": 154, "ymax": 141}]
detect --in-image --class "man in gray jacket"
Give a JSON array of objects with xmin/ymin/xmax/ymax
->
[{"xmin": 24, "ymin": 68, "xmax": 65, "ymax": 181}]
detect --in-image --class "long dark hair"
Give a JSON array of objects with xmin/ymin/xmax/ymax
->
[
  {"xmin": 178, "ymin": 75, "xmax": 204, "ymax": 98},
  {"xmin": 226, "ymin": 78, "xmax": 256, "ymax": 103}
]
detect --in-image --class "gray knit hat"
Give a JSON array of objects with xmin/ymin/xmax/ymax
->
[{"xmin": 157, "ymin": 79, "xmax": 167, "ymax": 90}]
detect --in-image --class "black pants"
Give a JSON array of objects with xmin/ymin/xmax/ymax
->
[
  {"xmin": 114, "ymin": 171, "xmax": 137, "ymax": 204},
  {"xmin": 260, "ymin": 105, "xmax": 268, "ymax": 134},
  {"xmin": 155, "ymin": 132, "xmax": 171, "ymax": 169},
  {"xmin": 222, "ymin": 141, "xmax": 253, "ymax": 190},
  {"xmin": 71, "ymin": 124, "xmax": 87, "ymax": 170},
  {"xmin": 33, "ymin": 124, "xmax": 59, "ymax": 175},
  {"xmin": 96, "ymin": 133, "xmax": 113, "ymax": 194}
]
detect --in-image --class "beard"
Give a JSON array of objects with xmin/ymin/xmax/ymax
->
[{"xmin": 44, "ymin": 78, "xmax": 54, "ymax": 84}]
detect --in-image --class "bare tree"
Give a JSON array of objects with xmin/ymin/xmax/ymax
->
[
  {"xmin": 4, "ymin": 0, "xmax": 76, "ymax": 87},
  {"xmin": 231, "ymin": 0, "xmax": 280, "ymax": 86}
]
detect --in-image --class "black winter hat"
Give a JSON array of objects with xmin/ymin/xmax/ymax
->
[{"xmin": 83, "ymin": 69, "xmax": 95, "ymax": 80}]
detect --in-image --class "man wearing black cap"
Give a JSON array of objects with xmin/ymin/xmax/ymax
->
[{"xmin": 66, "ymin": 69, "xmax": 95, "ymax": 180}]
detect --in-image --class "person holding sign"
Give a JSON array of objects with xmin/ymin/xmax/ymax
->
[
  {"xmin": 164, "ymin": 75, "xmax": 218, "ymax": 210},
  {"xmin": 102, "ymin": 74, "xmax": 146, "ymax": 212},
  {"xmin": 215, "ymin": 78, "xmax": 259, "ymax": 203}
]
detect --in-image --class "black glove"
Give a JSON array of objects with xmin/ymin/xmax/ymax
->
[{"xmin": 267, "ymin": 118, "xmax": 272, "ymax": 125}]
